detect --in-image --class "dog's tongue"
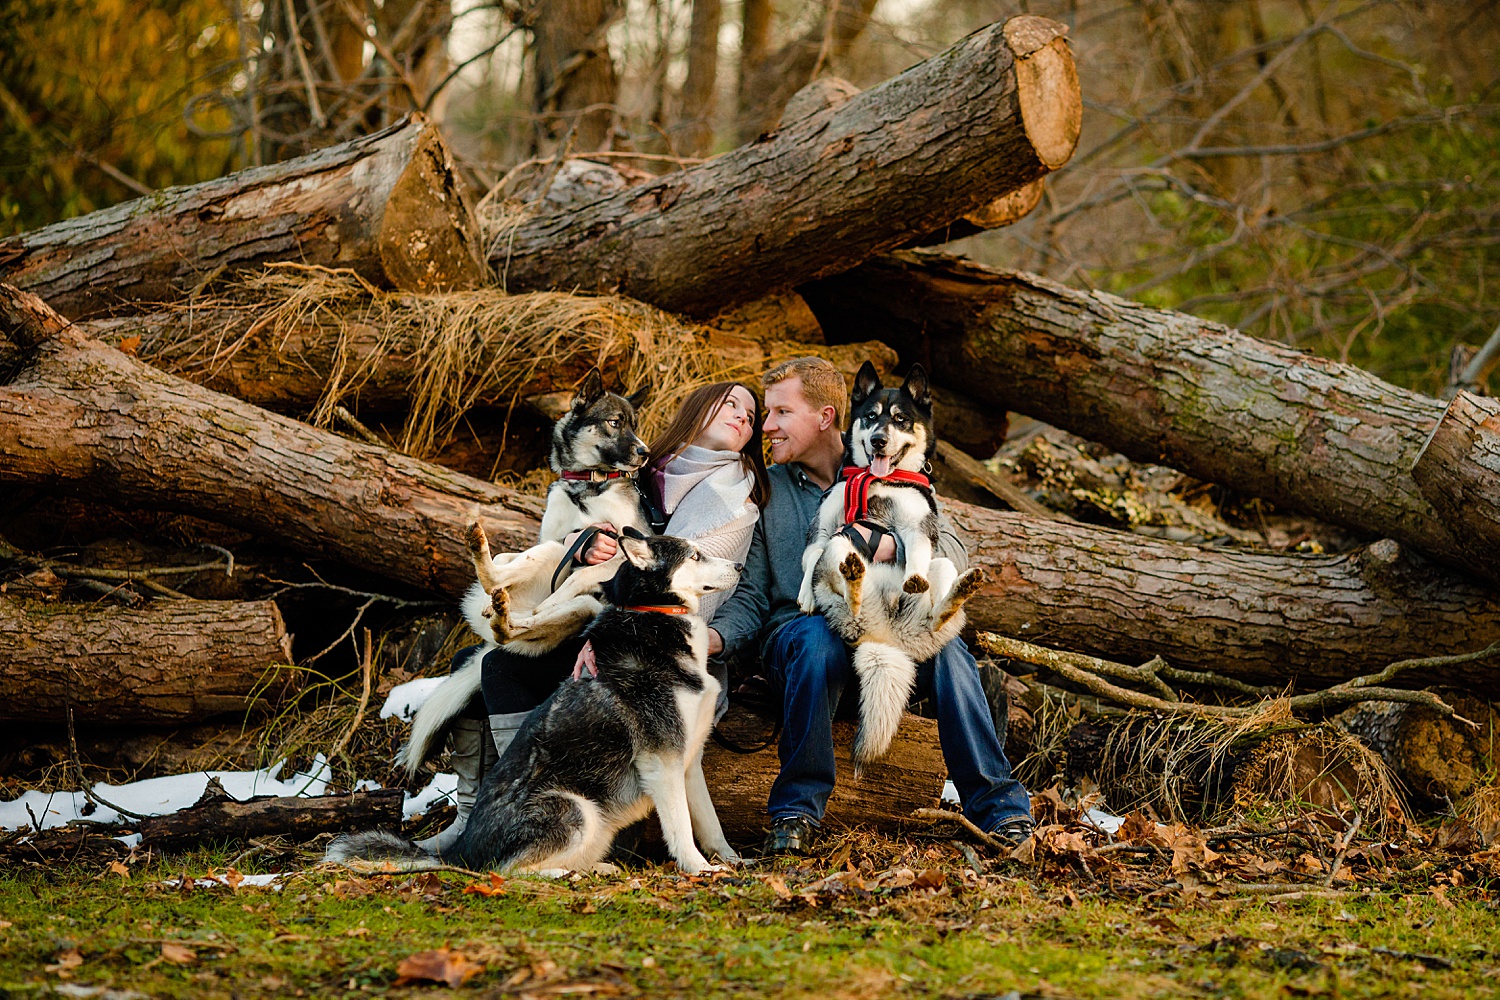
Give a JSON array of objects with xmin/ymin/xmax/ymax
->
[{"xmin": 870, "ymin": 455, "xmax": 893, "ymax": 478}]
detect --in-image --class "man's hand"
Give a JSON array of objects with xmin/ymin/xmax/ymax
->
[
  {"xmin": 849, "ymin": 523, "xmax": 897, "ymax": 563},
  {"xmin": 572, "ymin": 640, "xmax": 598, "ymax": 680},
  {"xmin": 563, "ymin": 523, "xmax": 618, "ymax": 565},
  {"xmin": 707, "ymin": 628, "xmax": 724, "ymax": 656}
]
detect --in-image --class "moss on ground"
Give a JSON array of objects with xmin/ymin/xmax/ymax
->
[{"xmin": 2, "ymin": 834, "xmax": 1498, "ymax": 1000}]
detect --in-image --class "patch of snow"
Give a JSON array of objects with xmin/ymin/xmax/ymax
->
[
  {"xmin": 1085, "ymin": 807, "xmax": 1124, "ymax": 835},
  {"xmin": 380, "ymin": 677, "xmax": 448, "ymax": 721},
  {"xmin": 0, "ymin": 757, "xmax": 330, "ymax": 831},
  {"xmin": 115, "ymin": 833, "xmax": 142, "ymax": 849},
  {"xmin": 941, "ymin": 780, "xmax": 960, "ymax": 804},
  {"xmin": 236, "ymin": 873, "xmax": 283, "ymax": 887},
  {"xmin": 403, "ymin": 773, "xmax": 459, "ymax": 819}
]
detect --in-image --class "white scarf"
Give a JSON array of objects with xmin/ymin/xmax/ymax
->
[{"xmin": 658, "ymin": 445, "xmax": 755, "ymax": 539}]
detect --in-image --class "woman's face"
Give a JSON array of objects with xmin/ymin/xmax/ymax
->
[{"xmin": 691, "ymin": 385, "xmax": 757, "ymax": 453}]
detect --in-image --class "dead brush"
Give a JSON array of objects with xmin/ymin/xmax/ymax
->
[
  {"xmin": 142, "ymin": 264, "xmax": 800, "ymax": 461},
  {"xmin": 1233, "ymin": 725, "xmax": 1408, "ymax": 837}
]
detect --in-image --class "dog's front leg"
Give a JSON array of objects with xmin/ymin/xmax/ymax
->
[
  {"xmin": 637, "ymin": 753, "xmax": 720, "ymax": 875},
  {"xmin": 900, "ymin": 531, "xmax": 936, "ymax": 595},
  {"xmin": 685, "ymin": 753, "xmax": 740, "ymax": 865},
  {"xmin": 797, "ymin": 490, "xmax": 846, "ymax": 614}
]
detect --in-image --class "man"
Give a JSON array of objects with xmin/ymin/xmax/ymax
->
[{"xmin": 709, "ymin": 357, "xmax": 1035, "ymax": 855}]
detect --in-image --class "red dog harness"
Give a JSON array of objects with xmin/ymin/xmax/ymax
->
[{"xmin": 842, "ymin": 466, "xmax": 931, "ymax": 524}]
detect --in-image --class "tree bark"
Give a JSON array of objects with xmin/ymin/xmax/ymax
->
[
  {"xmin": 0, "ymin": 116, "xmax": 485, "ymax": 319},
  {"xmin": 1336, "ymin": 695, "xmax": 1498, "ymax": 807},
  {"xmin": 139, "ymin": 786, "xmax": 406, "ymax": 852},
  {"xmin": 0, "ymin": 303, "xmax": 543, "ymax": 598},
  {"xmin": 1411, "ymin": 391, "xmax": 1500, "ymax": 573},
  {"xmin": 491, "ymin": 16, "xmax": 1081, "ymax": 317},
  {"xmin": 530, "ymin": 0, "xmax": 621, "ymax": 154},
  {"xmin": 803, "ymin": 252, "xmax": 1494, "ymax": 586},
  {"xmin": 677, "ymin": 0, "xmax": 723, "ymax": 157},
  {"xmin": 949, "ymin": 500, "xmax": 1500, "ymax": 689},
  {"xmin": 0, "ymin": 597, "xmax": 296, "ymax": 724},
  {"xmin": 701, "ymin": 705, "xmax": 944, "ymax": 842}
]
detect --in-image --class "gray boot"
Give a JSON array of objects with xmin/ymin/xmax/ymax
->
[
  {"xmin": 415, "ymin": 717, "xmax": 497, "ymax": 853},
  {"xmin": 488, "ymin": 711, "xmax": 529, "ymax": 759}
]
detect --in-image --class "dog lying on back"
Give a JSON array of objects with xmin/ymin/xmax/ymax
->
[
  {"xmin": 329, "ymin": 530, "xmax": 743, "ymax": 875},
  {"xmin": 797, "ymin": 362, "xmax": 985, "ymax": 768},
  {"xmin": 397, "ymin": 368, "xmax": 653, "ymax": 776}
]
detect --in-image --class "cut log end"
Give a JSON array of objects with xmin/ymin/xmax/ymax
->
[
  {"xmin": 1012, "ymin": 36, "xmax": 1082, "ymax": 171},
  {"xmin": 376, "ymin": 125, "xmax": 489, "ymax": 293}
]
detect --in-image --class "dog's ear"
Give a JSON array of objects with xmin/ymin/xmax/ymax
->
[
  {"xmin": 901, "ymin": 363, "xmax": 931, "ymax": 409},
  {"xmin": 572, "ymin": 368, "xmax": 605, "ymax": 413},
  {"xmin": 624, "ymin": 384, "xmax": 650, "ymax": 411},
  {"xmin": 851, "ymin": 360, "xmax": 882, "ymax": 408},
  {"xmin": 618, "ymin": 533, "xmax": 654, "ymax": 569},
  {"xmin": 619, "ymin": 525, "xmax": 648, "ymax": 540}
]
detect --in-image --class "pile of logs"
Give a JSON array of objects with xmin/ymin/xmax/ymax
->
[{"xmin": 1, "ymin": 14, "xmax": 1496, "ymax": 846}]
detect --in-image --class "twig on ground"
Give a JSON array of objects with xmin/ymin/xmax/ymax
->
[
  {"xmin": 327, "ymin": 630, "xmax": 375, "ymax": 765},
  {"xmin": 1325, "ymin": 813, "xmax": 1362, "ymax": 887},
  {"xmin": 333, "ymin": 405, "xmax": 385, "ymax": 447},
  {"xmin": 1371, "ymin": 946, "xmax": 1454, "ymax": 970},
  {"xmin": 911, "ymin": 807, "xmax": 1008, "ymax": 853},
  {"xmin": 67, "ymin": 705, "xmax": 150, "ymax": 822}
]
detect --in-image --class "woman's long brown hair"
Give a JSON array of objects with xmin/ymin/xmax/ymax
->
[{"xmin": 645, "ymin": 381, "xmax": 771, "ymax": 509}]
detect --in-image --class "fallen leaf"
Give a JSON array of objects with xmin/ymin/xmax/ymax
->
[
  {"xmin": 222, "ymin": 867, "xmax": 244, "ymax": 890},
  {"xmin": 118, "ymin": 335, "xmax": 141, "ymax": 355},
  {"xmin": 107, "ymin": 861, "xmax": 129, "ymax": 877},
  {"xmin": 161, "ymin": 942, "xmax": 197, "ymax": 965},
  {"xmin": 0, "ymin": 920, "xmax": 12, "ymax": 929},
  {"xmin": 463, "ymin": 873, "xmax": 507, "ymax": 897},
  {"xmin": 913, "ymin": 869, "xmax": 946, "ymax": 890},
  {"xmin": 394, "ymin": 948, "xmax": 484, "ymax": 988},
  {"xmin": 45, "ymin": 949, "xmax": 83, "ymax": 974},
  {"xmin": 346, "ymin": 927, "xmax": 371, "ymax": 938},
  {"xmin": 763, "ymin": 874, "xmax": 791, "ymax": 900},
  {"xmin": 331, "ymin": 878, "xmax": 372, "ymax": 899}
]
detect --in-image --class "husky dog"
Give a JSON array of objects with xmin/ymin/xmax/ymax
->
[
  {"xmin": 329, "ymin": 529, "xmax": 744, "ymax": 875},
  {"xmin": 796, "ymin": 362, "xmax": 985, "ymax": 767},
  {"xmin": 397, "ymin": 368, "xmax": 652, "ymax": 776}
]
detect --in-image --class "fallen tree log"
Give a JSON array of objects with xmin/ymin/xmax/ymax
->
[
  {"xmin": 701, "ymin": 705, "xmax": 944, "ymax": 842},
  {"xmin": 1336, "ymin": 695, "xmax": 1498, "ymax": 807},
  {"xmin": 139, "ymin": 784, "xmax": 405, "ymax": 852},
  {"xmin": 0, "ymin": 285, "xmax": 542, "ymax": 597},
  {"xmin": 490, "ymin": 16, "xmax": 1080, "ymax": 316},
  {"xmin": 951, "ymin": 502, "xmax": 1500, "ymax": 688},
  {"xmin": 1412, "ymin": 391, "xmax": 1500, "ymax": 573},
  {"xmin": 0, "ymin": 115, "xmax": 485, "ymax": 319},
  {"xmin": 0, "ymin": 597, "xmax": 296, "ymax": 724},
  {"xmin": 803, "ymin": 253, "xmax": 1494, "ymax": 586}
]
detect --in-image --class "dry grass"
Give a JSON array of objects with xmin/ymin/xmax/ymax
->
[
  {"xmin": 146, "ymin": 264, "xmax": 799, "ymax": 461},
  {"xmin": 1234, "ymin": 725, "xmax": 1409, "ymax": 836}
]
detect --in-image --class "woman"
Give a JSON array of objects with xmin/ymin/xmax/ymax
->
[{"xmin": 421, "ymin": 382, "xmax": 768, "ymax": 851}]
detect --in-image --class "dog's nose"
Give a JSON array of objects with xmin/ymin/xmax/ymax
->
[
  {"xmin": 870, "ymin": 435, "xmax": 888, "ymax": 452},
  {"xmin": 733, "ymin": 562, "xmax": 744, "ymax": 572}
]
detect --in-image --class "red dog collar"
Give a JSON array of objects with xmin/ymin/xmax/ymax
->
[
  {"xmin": 620, "ymin": 605, "xmax": 690, "ymax": 614},
  {"xmin": 561, "ymin": 470, "xmax": 631, "ymax": 482}
]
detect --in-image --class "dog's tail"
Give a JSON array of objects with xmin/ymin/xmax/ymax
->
[
  {"xmin": 324, "ymin": 830, "xmax": 442, "ymax": 869},
  {"xmin": 396, "ymin": 651, "xmax": 485, "ymax": 780},
  {"xmin": 851, "ymin": 641, "xmax": 918, "ymax": 772}
]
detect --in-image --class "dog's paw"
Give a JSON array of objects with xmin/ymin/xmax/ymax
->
[
  {"xmin": 902, "ymin": 574, "xmax": 930, "ymax": 595},
  {"xmin": 950, "ymin": 566, "xmax": 986, "ymax": 603},
  {"xmin": 839, "ymin": 552, "xmax": 865, "ymax": 584},
  {"xmin": 489, "ymin": 587, "xmax": 512, "ymax": 638},
  {"xmin": 710, "ymin": 846, "xmax": 744, "ymax": 866},
  {"xmin": 465, "ymin": 521, "xmax": 488, "ymax": 558},
  {"xmin": 676, "ymin": 856, "xmax": 724, "ymax": 875},
  {"xmin": 797, "ymin": 582, "xmax": 818, "ymax": 615}
]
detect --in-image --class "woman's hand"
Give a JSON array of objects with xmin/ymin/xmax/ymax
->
[
  {"xmin": 848, "ymin": 523, "xmax": 897, "ymax": 563},
  {"xmin": 563, "ymin": 523, "xmax": 619, "ymax": 565},
  {"xmin": 572, "ymin": 640, "xmax": 598, "ymax": 680}
]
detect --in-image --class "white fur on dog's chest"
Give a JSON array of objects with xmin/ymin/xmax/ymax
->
[{"xmin": 539, "ymin": 481, "xmax": 650, "ymax": 543}]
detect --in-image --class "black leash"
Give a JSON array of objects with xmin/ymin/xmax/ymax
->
[
  {"xmin": 839, "ymin": 519, "xmax": 890, "ymax": 562},
  {"xmin": 549, "ymin": 524, "xmax": 618, "ymax": 594}
]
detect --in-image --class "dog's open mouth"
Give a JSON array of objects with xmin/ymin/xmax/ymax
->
[{"xmin": 870, "ymin": 454, "xmax": 894, "ymax": 477}]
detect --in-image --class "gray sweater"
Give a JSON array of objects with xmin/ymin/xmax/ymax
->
[{"xmin": 710, "ymin": 461, "xmax": 968, "ymax": 661}]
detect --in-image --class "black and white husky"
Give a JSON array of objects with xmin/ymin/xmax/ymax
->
[
  {"xmin": 796, "ymin": 362, "xmax": 985, "ymax": 768},
  {"xmin": 397, "ymin": 368, "xmax": 653, "ymax": 775},
  {"xmin": 328, "ymin": 530, "xmax": 744, "ymax": 875}
]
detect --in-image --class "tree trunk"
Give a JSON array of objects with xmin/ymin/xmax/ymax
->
[
  {"xmin": 0, "ymin": 597, "xmax": 296, "ymax": 724},
  {"xmin": 949, "ymin": 500, "xmax": 1500, "ymax": 689},
  {"xmin": 1336, "ymin": 695, "xmax": 1498, "ymax": 807},
  {"xmin": 677, "ymin": 0, "xmax": 723, "ymax": 157},
  {"xmin": 139, "ymin": 785, "xmax": 406, "ymax": 852},
  {"xmin": 1411, "ymin": 391, "xmax": 1500, "ymax": 573},
  {"xmin": 803, "ymin": 252, "xmax": 1494, "ymax": 587},
  {"xmin": 0, "ymin": 116, "xmax": 485, "ymax": 319},
  {"xmin": 735, "ymin": 0, "xmax": 881, "ymax": 145},
  {"xmin": 530, "ymin": 0, "xmax": 621, "ymax": 154},
  {"xmin": 492, "ymin": 16, "xmax": 1081, "ymax": 317},
  {"xmin": 701, "ymin": 705, "xmax": 944, "ymax": 842},
  {"xmin": 0, "ymin": 318, "xmax": 543, "ymax": 599}
]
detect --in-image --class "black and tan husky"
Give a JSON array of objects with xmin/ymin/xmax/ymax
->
[
  {"xmin": 796, "ymin": 361, "xmax": 985, "ymax": 768},
  {"xmin": 329, "ymin": 530, "xmax": 743, "ymax": 875},
  {"xmin": 397, "ymin": 368, "xmax": 653, "ymax": 776}
]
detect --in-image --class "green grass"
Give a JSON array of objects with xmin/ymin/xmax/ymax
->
[{"xmin": 2, "ymin": 840, "xmax": 1497, "ymax": 999}]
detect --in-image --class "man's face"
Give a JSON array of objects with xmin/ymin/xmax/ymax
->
[{"xmin": 763, "ymin": 377, "xmax": 831, "ymax": 465}]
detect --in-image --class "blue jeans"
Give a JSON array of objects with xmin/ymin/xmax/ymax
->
[{"xmin": 764, "ymin": 614, "xmax": 1032, "ymax": 833}]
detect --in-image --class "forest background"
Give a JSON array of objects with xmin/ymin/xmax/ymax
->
[{"xmin": 1, "ymin": 0, "xmax": 1496, "ymax": 397}]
